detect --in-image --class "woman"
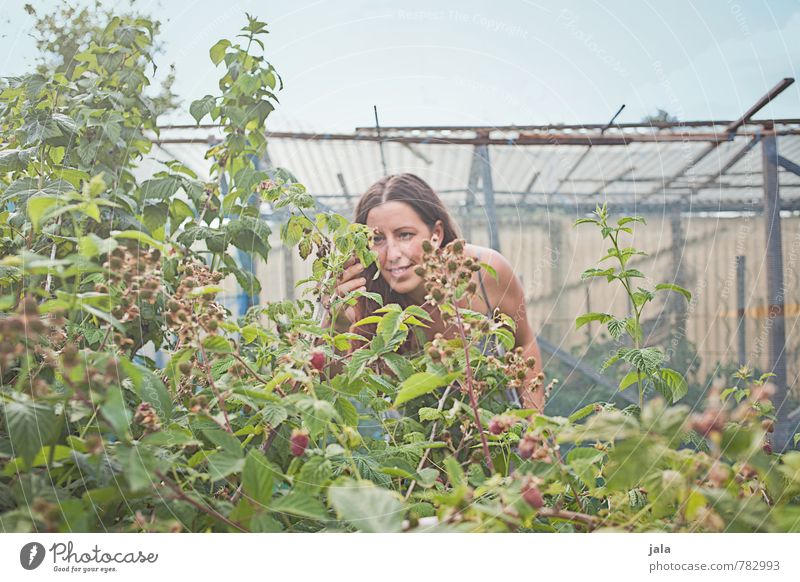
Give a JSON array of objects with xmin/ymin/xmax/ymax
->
[{"xmin": 333, "ymin": 173, "xmax": 544, "ymax": 411}]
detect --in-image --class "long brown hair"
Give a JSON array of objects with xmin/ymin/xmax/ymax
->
[{"xmin": 352, "ymin": 174, "xmax": 460, "ymax": 350}]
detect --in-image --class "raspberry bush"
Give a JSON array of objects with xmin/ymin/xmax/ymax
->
[{"xmin": 1, "ymin": 13, "xmax": 799, "ymax": 533}]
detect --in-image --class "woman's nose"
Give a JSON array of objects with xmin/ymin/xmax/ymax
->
[{"xmin": 385, "ymin": 239, "xmax": 403, "ymax": 261}]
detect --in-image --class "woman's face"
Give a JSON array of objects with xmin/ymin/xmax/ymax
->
[{"xmin": 366, "ymin": 201, "xmax": 442, "ymax": 300}]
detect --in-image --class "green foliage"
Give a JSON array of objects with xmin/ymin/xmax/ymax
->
[
  {"xmin": 1, "ymin": 12, "xmax": 797, "ymax": 536},
  {"xmin": 575, "ymin": 204, "xmax": 692, "ymax": 407}
]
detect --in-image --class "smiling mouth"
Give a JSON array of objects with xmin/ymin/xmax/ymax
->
[{"xmin": 387, "ymin": 265, "xmax": 412, "ymax": 277}]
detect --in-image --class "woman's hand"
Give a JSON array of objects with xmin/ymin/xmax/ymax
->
[{"xmin": 323, "ymin": 256, "xmax": 367, "ymax": 326}]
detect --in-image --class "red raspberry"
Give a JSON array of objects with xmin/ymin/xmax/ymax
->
[
  {"xmin": 310, "ymin": 351, "xmax": 325, "ymax": 371},
  {"xmin": 290, "ymin": 429, "xmax": 309, "ymax": 457},
  {"xmin": 762, "ymin": 442, "xmax": 773, "ymax": 455}
]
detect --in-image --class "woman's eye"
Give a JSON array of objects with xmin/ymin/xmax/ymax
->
[{"xmin": 399, "ymin": 232, "xmax": 413, "ymax": 240}]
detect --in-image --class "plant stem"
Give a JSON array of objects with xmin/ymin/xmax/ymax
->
[
  {"xmin": 156, "ymin": 471, "xmax": 249, "ymax": 532},
  {"xmin": 197, "ymin": 336, "xmax": 232, "ymax": 432},
  {"xmin": 231, "ymin": 352, "xmax": 286, "ymax": 396},
  {"xmin": 454, "ymin": 305, "xmax": 494, "ymax": 473},
  {"xmin": 404, "ymin": 385, "xmax": 452, "ymax": 500},
  {"xmin": 609, "ymin": 229, "xmax": 645, "ymax": 408}
]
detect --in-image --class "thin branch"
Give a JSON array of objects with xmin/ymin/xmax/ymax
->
[
  {"xmin": 454, "ymin": 305, "xmax": 494, "ymax": 473},
  {"xmin": 538, "ymin": 507, "xmax": 599, "ymax": 530},
  {"xmin": 405, "ymin": 385, "xmax": 453, "ymax": 500},
  {"xmin": 231, "ymin": 352, "xmax": 286, "ymax": 396},
  {"xmin": 156, "ymin": 471, "xmax": 249, "ymax": 532},
  {"xmin": 197, "ymin": 336, "xmax": 232, "ymax": 432}
]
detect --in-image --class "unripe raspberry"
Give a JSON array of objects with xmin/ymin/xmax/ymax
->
[
  {"xmin": 518, "ymin": 434, "xmax": 537, "ymax": 460},
  {"xmin": 290, "ymin": 429, "xmax": 309, "ymax": 457},
  {"xmin": 488, "ymin": 417, "xmax": 504, "ymax": 435},
  {"xmin": 310, "ymin": 351, "xmax": 325, "ymax": 371},
  {"xmin": 421, "ymin": 240, "xmax": 433, "ymax": 253},
  {"xmin": 414, "ymin": 266, "xmax": 425, "ymax": 277},
  {"xmin": 521, "ymin": 484, "xmax": 544, "ymax": 508},
  {"xmin": 761, "ymin": 419, "xmax": 775, "ymax": 433},
  {"xmin": 178, "ymin": 360, "xmax": 192, "ymax": 375}
]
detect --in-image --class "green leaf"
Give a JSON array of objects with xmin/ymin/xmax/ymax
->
[
  {"xmin": 139, "ymin": 176, "xmax": 181, "ymax": 201},
  {"xmin": 3, "ymin": 445, "xmax": 74, "ymax": 476},
  {"xmin": 295, "ymin": 456, "xmax": 332, "ymax": 495},
  {"xmin": 580, "ymin": 267, "xmax": 615, "ymax": 280},
  {"xmin": 479, "ymin": 262, "xmax": 497, "ymax": 280},
  {"xmin": 142, "ymin": 202, "xmax": 169, "ymax": 233},
  {"xmin": 394, "ymin": 372, "xmax": 459, "ymax": 407},
  {"xmin": 617, "ymin": 216, "xmax": 646, "ymax": 227},
  {"xmin": 242, "ymin": 449, "xmax": 274, "ymax": 508},
  {"xmin": 618, "ymin": 347, "xmax": 664, "ymax": 375},
  {"xmin": 382, "ymin": 353, "xmax": 415, "ymax": 381},
  {"xmin": 226, "ymin": 216, "xmax": 271, "ymax": 262},
  {"xmin": 206, "ymin": 448, "xmax": 244, "ymax": 481},
  {"xmin": 102, "ymin": 386, "xmax": 131, "ymax": 440},
  {"xmin": 27, "ymin": 196, "xmax": 60, "ymax": 232},
  {"xmin": 419, "ymin": 407, "xmax": 444, "ymax": 422},
  {"xmin": 271, "ymin": 493, "xmax": 328, "ymax": 521},
  {"xmin": 78, "ymin": 234, "xmax": 118, "ymax": 258},
  {"xmin": 575, "ymin": 312, "xmax": 613, "ymax": 329},
  {"xmin": 605, "ymin": 437, "xmax": 663, "ymax": 490},
  {"xmin": 209, "ymin": 39, "xmax": 231, "ymax": 65},
  {"xmin": 655, "ymin": 283, "xmax": 692, "ymax": 302},
  {"xmin": 120, "ymin": 358, "xmax": 173, "ymax": 421},
  {"xmin": 618, "ymin": 269, "xmax": 645, "ymax": 279},
  {"xmin": 607, "ymin": 318, "xmax": 627, "ymax": 339},
  {"xmin": 557, "ymin": 410, "xmax": 640, "ymax": 443},
  {"xmin": 141, "ymin": 429, "xmax": 200, "ymax": 447},
  {"xmin": 112, "ymin": 230, "xmax": 165, "ymax": 252},
  {"xmin": 203, "ymin": 335, "xmax": 232, "ymax": 353},
  {"xmin": 190, "ymin": 95, "xmax": 216, "ymax": 124},
  {"xmin": 568, "ymin": 403, "xmax": 600, "ymax": 423},
  {"xmin": 2, "ymin": 399, "xmax": 59, "ymax": 467},
  {"xmin": 328, "ymin": 479, "xmax": 403, "ymax": 533},
  {"xmin": 334, "ymin": 398, "xmax": 359, "ymax": 427},
  {"xmin": 261, "ymin": 403, "xmax": 288, "ymax": 428},
  {"xmin": 116, "ymin": 444, "xmax": 166, "ymax": 492},
  {"xmin": 618, "ymin": 370, "xmax": 641, "ymax": 392},
  {"xmin": 655, "ymin": 368, "xmax": 688, "ymax": 403}
]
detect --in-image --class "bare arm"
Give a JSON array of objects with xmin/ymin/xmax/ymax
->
[{"xmin": 479, "ymin": 249, "xmax": 545, "ymax": 411}]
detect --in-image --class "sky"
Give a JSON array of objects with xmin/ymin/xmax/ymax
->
[{"xmin": 1, "ymin": 0, "xmax": 799, "ymax": 131}]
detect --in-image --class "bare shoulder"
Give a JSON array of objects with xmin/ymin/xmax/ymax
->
[{"xmin": 463, "ymin": 243, "xmax": 516, "ymax": 290}]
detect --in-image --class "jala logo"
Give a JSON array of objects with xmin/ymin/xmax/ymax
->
[{"xmin": 20, "ymin": 542, "xmax": 46, "ymax": 570}]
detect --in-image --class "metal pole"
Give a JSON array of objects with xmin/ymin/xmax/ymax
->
[
  {"xmin": 762, "ymin": 130, "xmax": 790, "ymax": 449},
  {"xmin": 736, "ymin": 256, "xmax": 746, "ymax": 366},
  {"xmin": 669, "ymin": 211, "xmax": 687, "ymax": 338},
  {"xmin": 373, "ymin": 105, "xmax": 388, "ymax": 176},
  {"xmin": 462, "ymin": 149, "xmax": 481, "ymax": 242},
  {"xmin": 476, "ymin": 142, "xmax": 500, "ymax": 252},
  {"xmin": 283, "ymin": 244, "xmax": 295, "ymax": 301}
]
